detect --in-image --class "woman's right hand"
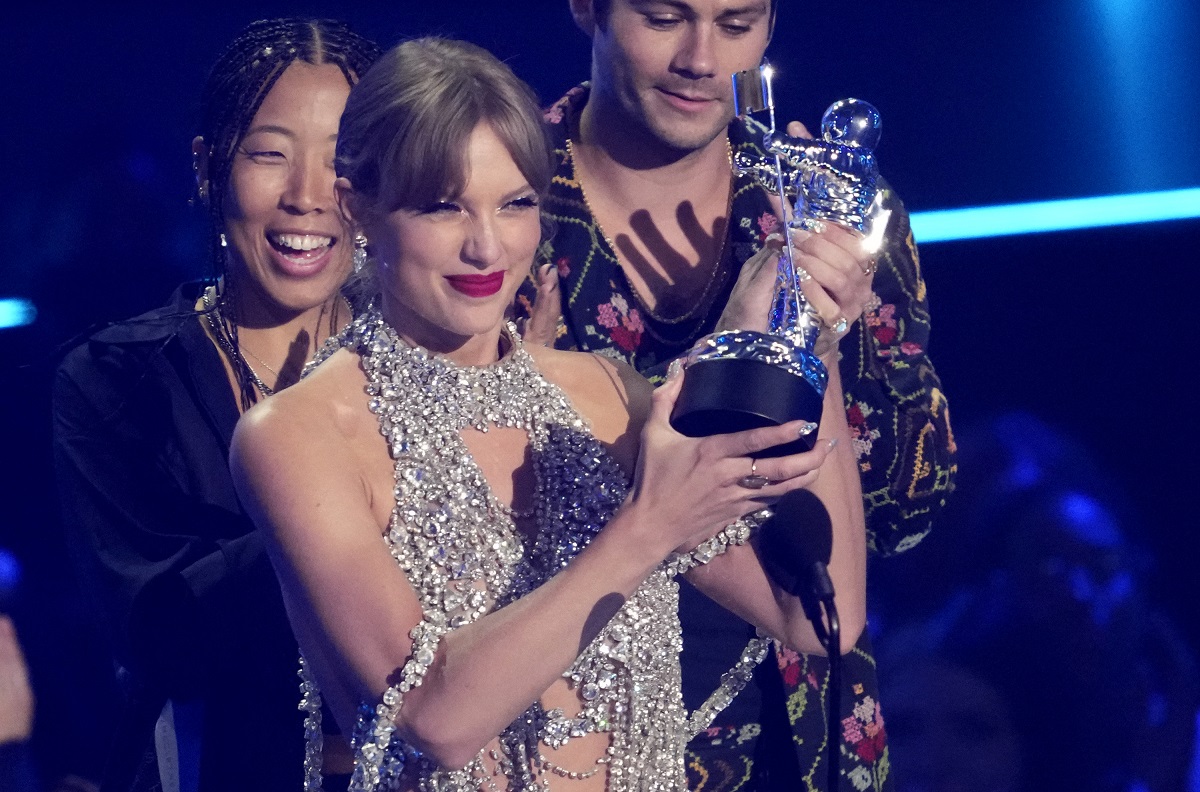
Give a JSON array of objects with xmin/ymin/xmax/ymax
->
[{"xmin": 623, "ymin": 366, "xmax": 836, "ymax": 554}]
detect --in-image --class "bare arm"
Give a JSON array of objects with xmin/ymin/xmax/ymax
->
[
  {"xmin": 230, "ymin": 363, "xmax": 825, "ymax": 769},
  {"xmin": 680, "ymin": 353, "xmax": 868, "ymax": 655}
]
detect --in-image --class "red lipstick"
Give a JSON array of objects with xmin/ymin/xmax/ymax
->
[{"xmin": 445, "ymin": 271, "xmax": 505, "ymax": 297}]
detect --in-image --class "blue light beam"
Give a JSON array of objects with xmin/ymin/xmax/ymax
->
[
  {"xmin": 910, "ymin": 188, "xmax": 1200, "ymax": 243},
  {"xmin": 0, "ymin": 299, "xmax": 38, "ymax": 329}
]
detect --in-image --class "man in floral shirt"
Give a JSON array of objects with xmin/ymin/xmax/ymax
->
[{"xmin": 514, "ymin": 1, "xmax": 955, "ymax": 789}]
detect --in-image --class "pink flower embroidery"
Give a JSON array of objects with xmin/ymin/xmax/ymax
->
[
  {"xmin": 842, "ymin": 716, "xmax": 864, "ymax": 744},
  {"xmin": 867, "ymin": 303, "xmax": 898, "ymax": 346},
  {"xmin": 623, "ymin": 308, "xmax": 645, "ymax": 334},
  {"xmin": 596, "ymin": 292, "xmax": 643, "ymax": 352},
  {"xmin": 757, "ymin": 212, "xmax": 781, "ymax": 238},
  {"xmin": 555, "ymin": 256, "xmax": 571, "ymax": 278},
  {"xmin": 597, "ymin": 303, "xmax": 619, "ymax": 329},
  {"xmin": 543, "ymin": 86, "xmax": 585, "ymax": 125},
  {"xmin": 900, "ymin": 341, "xmax": 923, "ymax": 355}
]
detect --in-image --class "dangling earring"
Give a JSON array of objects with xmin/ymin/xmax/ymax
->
[
  {"xmin": 219, "ymin": 233, "xmax": 228, "ymax": 248},
  {"xmin": 192, "ymin": 151, "xmax": 208, "ymax": 204},
  {"xmin": 353, "ymin": 232, "xmax": 369, "ymax": 274}
]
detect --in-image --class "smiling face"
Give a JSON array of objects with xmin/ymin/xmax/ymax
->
[
  {"xmin": 362, "ymin": 123, "xmax": 543, "ymax": 361},
  {"xmin": 589, "ymin": 0, "xmax": 772, "ymax": 153},
  {"xmin": 221, "ymin": 61, "xmax": 353, "ymax": 320}
]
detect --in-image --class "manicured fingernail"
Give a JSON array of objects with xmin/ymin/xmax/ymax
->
[
  {"xmin": 797, "ymin": 421, "xmax": 818, "ymax": 437},
  {"xmin": 667, "ymin": 358, "xmax": 683, "ymax": 380}
]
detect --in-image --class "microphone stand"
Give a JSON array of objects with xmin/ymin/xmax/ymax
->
[
  {"xmin": 800, "ymin": 563, "xmax": 841, "ymax": 792},
  {"xmin": 758, "ymin": 491, "xmax": 842, "ymax": 791}
]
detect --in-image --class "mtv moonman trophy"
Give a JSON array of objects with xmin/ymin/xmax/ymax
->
[{"xmin": 669, "ymin": 63, "xmax": 883, "ymax": 458}]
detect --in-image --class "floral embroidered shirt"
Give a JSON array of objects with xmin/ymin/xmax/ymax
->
[
  {"xmin": 516, "ymin": 85, "xmax": 956, "ymax": 556},
  {"xmin": 509, "ymin": 84, "xmax": 957, "ymax": 790}
]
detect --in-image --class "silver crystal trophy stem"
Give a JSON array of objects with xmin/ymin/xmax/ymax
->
[
  {"xmin": 733, "ymin": 63, "xmax": 816, "ymax": 351},
  {"xmin": 733, "ymin": 64, "xmax": 884, "ymax": 349},
  {"xmin": 668, "ymin": 62, "xmax": 882, "ymax": 457}
]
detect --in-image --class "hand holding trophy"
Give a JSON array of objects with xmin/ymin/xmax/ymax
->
[{"xmin": 669, "ymin": 63, "xmax": 883, "ymax": 457}]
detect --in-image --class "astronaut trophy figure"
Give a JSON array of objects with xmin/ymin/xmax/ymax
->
[{"xmin": 670, "ymin": 63, "xmax": 883, "ymax": 458}]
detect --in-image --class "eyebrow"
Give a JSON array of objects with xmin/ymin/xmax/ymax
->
[
  {"xmin": 718, "ymin": 1, "xmax": 770, "ymax": 17},
  {"xmin": 241, "ymin": 124, "xmax": 339, "ymax": 143},
  {"xmin": 628, "ymin": 0, "xmax": 770, "ymax": 16},
  {"xmin": 500, "ymin": 184, "xmax": 536, "ymax": 202}
]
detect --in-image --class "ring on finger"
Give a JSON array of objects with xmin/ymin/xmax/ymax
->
[
  {"xmin": 862, "ymin": 257, "xmax": 878, "ymax": 276},
  {"xmin": 821, "ymin": 314, "xmax": 849, "ymax": 336},
  {"xmin": 738, "ymin": 458, "xmax": 771, "ymax": 490}
]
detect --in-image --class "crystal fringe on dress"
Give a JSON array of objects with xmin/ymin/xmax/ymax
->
[{"xmin": 298, "ymin": 309, "xmax": 769, "ymax": 791}]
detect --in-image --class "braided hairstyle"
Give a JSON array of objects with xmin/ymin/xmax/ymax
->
[{"xmin": 195, "ymin": 18, "xmax": 380, "ymax": 408}]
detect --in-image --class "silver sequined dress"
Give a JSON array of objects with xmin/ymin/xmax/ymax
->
[{"xmin": 297, "ymin": 309, "xmax": 754, "ymax": 791}]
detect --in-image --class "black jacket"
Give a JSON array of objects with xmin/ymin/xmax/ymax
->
[{"xmin": 53, "ymin": 282, "xmax": 303, "ymax": 791}]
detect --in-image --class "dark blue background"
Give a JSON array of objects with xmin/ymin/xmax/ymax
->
[{"xmin": 3, "ymin": 1, "xmax": 1198, "ymax": 786}]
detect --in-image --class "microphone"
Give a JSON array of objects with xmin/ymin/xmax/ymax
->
[
  {"xmin": 756, "ymin": 489, "xmax": 842, "ymax": 792},
  {"xmin": 757, "ymin": 489, "xmax": 835, "ymax": 625}
]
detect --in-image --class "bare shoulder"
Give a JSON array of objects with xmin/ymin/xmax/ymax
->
[
  {"xmin": 230, "ymin": 348, "xmax": 379, "ymax": 529},
  {"xmin": 526, "ymin": 345, "xmax": 652, "ymax": 472},
  {"xmin": 235, "ymin": 348, "xmax": 368, "ymax": 455}
]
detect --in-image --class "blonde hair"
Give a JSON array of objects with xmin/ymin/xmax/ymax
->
[{"xmin": 336, "ymin": 37, "xmax": 554, "ymax": 222}]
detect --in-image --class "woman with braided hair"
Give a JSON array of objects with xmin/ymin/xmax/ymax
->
[{"xmin": 52, "ymin": 18, "xmax": 379, "ymax": 792}]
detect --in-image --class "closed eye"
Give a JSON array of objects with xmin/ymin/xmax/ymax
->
[
  {"xmin": 720, "ymin": 22, "xmax": 754, "ymax": 35},
  {"xmin": 505, "ymin": 195, "xmax": 540, "ymax": 210},
  {"xmin": 242, "ymin": 148, "xmax": 285, "ymax": 162},
  {"xmin": 419, "ymin": 200, "xmax": 462, "ymax": 215}
]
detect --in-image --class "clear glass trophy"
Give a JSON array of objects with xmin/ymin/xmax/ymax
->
[{"xmin": 669, "ymin": 63, "xmax": 883, "ymax": 457}]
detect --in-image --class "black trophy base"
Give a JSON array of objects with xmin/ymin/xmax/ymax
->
[{"xmin": 670, "ymin": 357, "xmax": 824, "ymax": 458}]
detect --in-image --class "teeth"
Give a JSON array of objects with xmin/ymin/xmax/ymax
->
[{"xmin": 270, "ymin": 233, "xmax": 332, "ymax": 251}]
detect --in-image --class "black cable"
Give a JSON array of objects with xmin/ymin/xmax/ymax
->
[
  {"xmin": 756, "ymin": 489, "xmax": 843, "ymax": 790},
  {"xmin": 822, "ymin": 597, "xmax": 841, "ymax": 792}
]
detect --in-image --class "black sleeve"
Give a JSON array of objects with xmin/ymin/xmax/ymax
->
[{"xmin": 52, "ymin": 339, "xmax": 279, "ymax": 698}]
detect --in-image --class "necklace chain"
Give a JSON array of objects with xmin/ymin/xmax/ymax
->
[
  {"xmin": 566, "ymin": 135, "xmax": 736, "ymax": 330},
  {"xmin": 201, "ymin": 285, "xmax": 349, "ymax": 399},
  {"xmin": 238, "ymin": 339, "xmax": 280, "ymax": 377},
  {"xmin": 202, "ymin": 287, "xmax": 276, "ymax": 397}
]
